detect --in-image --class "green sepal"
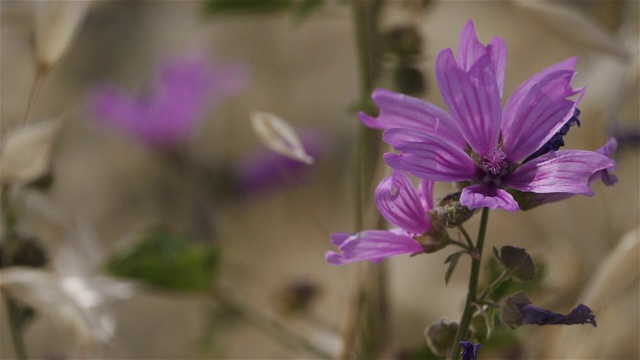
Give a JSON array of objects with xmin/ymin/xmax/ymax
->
[{"xmin": 444, "ymin": 250, "xmax": 466, "ymax": 285}]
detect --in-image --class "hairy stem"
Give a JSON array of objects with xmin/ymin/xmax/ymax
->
[
  {"xmin": 450, "ymin": 207, "xmax": 490, "ymax": 360},
  {"xmin": 341, "ymin": 1, "xmax": 386, "ymax": 359}
]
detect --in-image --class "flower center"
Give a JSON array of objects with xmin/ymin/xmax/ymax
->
[
  {"xmin": 482, "ymin": 147, "xmax": 508, "ymax": 175},
  {"xmin": 478, "ymin": 147, "xmax": 510, "ymax": 187}
]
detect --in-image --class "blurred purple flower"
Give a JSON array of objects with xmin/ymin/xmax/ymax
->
[
  {"xmin": 89, "ymin": 53, "xmax": 247, "ymax": 148},
  {"xmin": 326, "ymin": 171, "xmax": 432, "ymax": 266},
  {"xmin": 362, "ymin": 20, "xmax": 614, "ymax": 212},
  {"xmin": 460, "ymin": 341, "xmax": 482, "ymax": 360},
  {"xmin": 234, "ymin": 131, "xmax": 324, "ymax": 198}
]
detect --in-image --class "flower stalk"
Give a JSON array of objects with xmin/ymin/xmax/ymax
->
[{"xmin": 451, "ymin": 207, "xmax": 489, "ymax": 360}]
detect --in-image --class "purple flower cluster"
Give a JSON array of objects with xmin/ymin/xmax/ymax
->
[
  {"xmin": 89, "ymin": 53, "xmax": 247, "ymax": 149},
  {"xmin": 327, "ymin": 20, "xmax": 616, "ymax": 265}
]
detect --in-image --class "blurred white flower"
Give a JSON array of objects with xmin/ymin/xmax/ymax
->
[
  {"xmin": 34, "ymin": 0, "xmax": 92, "ymax": 68},
  {"xmin": 0, "ymin": 119, "xmax": 62, "ymax": 184},
  {"xmin": 0, "ymin": 215, "xmax": 133, "ymax": 355},
  {"xmin": 251, "ymin": 111, "xmax": 315, "ymax": 165}
]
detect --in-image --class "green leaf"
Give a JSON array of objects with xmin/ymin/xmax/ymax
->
[
  {"xmin": 106, "ymin": 229, "xmax": 221, "ymax": 292},
  {"xmin": 292, "ymin": 0, "xmax": 323, "ymax": 22},
  {"xmin": 444, "ymin": 250, "xmax": 466, "ymax": 285},
  {"xmin": 203, "ymin": 0, "xmax": 293, "ymax": 15}
]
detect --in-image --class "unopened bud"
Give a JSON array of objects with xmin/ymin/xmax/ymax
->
[
  {"xmin": 429, "ymin": 192, "xmax": 475, "ymax": 228},
  {"xmin": 394, "ymin": 66, "xmax": 426, "ymax": 96},
  {"xmin": 35, "ymin": 1, "xmax": 92, "ymax": 68},
  {"xmin": 384, "ymin": 26, "xmax": 422, "ymax": 57},
  {"xmin": 493, "ymin": 246, "xmax": 535, "ymax": 282},
  {"xmin": 425, "ymin": 318, "xmax": 472, "ymax": 357},
  {"xmin": 274, "ymin": 278, "xmax": 319, "ymax": 315}
]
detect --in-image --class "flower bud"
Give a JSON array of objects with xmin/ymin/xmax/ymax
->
[
  {"xmin": 1, "ymin": 119, "xmax": 62, "ymax": 184},
  {"xmin": 384, "ymin": 26, "xmax": 422, "ymax": 57},
  {"xmin": 493, "ymin": 246, "xmax": 535, "ymax": 282},
  {"xmin": 35, "ymin": 1, "xmax": 92, "ymax": 68},
  {"xmin": 274, "ymin": 278, "xmax": 319, "ymax": 315},
  {"xmin": 429, "ymin": 192, "xmax": 475, "ymax": 228},
  {"xmin": 251, "ymin": 111, "xmax": 314, "ymax": 165},
  {"xmin": 393, "ymin": 66, "xmax": 426, "ymax": 96},
  {"xmin": 424, "ymin": 318, "xmax": 470, "ymax": 357}
]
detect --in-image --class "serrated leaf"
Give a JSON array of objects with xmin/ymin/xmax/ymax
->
[
  {"xmin": 444, "ymin": 250, "xmax": 466, "ymax": 285},
  {"xmin": 106, "ymin": 229, "xmax": 221, "ymax": 292},
  {"xmin": 203, "ymin": 0, "xmax": 293, "ymax": 15}
]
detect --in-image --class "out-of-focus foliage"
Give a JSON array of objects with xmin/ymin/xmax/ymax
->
[
  {"xmin": 106, "ymin": 229, "xmax": 221, "ymax": 292},
  {"xmin": 203, "ymin": 0, "xmax": 324, "ymax": 22}
]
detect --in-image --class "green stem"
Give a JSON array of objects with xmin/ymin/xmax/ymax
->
[
  {"xmin": 457, "ymin": 225, "xmax": 474, "ymax": 250},
  {"xmin": 212, "ymin": 292, "xmax": 332, "ymax": 359},
  {"xmin": 477, "ymin": 270, "xmax": 509, "ymax": 303},
  {"xmin": 352, "ymin": 0, "xmax": 382, "ymax": 231},
  {"xmin": 2, "ymin": 189, "xmax": 28, "ymax": 360},
  {"xmin": 5, "ymin": 299, "xmax": 28, "ymax": 360},
  {"xmin": 450, "ymin": 207, "xmax": 490, "ymax": 360}
]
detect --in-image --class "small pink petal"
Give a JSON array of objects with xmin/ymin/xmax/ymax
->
[
  {"xmin": 375, "ymin": 172, "xmax": 430, "ymax": 235},
  {"xmin": 326, "ymin": 230, "xmax": 423, "ymax": 266},
  {"xmin": 461, "ymin": 185, "xmax": 519, "ymax": 212}
]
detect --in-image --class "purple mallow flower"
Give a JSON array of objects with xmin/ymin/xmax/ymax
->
[
  {"xmin": 361, "ymin": 20, "xmax": 615, "ymax": 212},
  {"xmin": 460, "ymin": 341, "xmax": 482, "ymax": 360},
  {"xmin": 326, "ymin": 171, "xmax": 434, "ymax": 266},
  {"xmin": 89, "ymin": 53, "xmax": 247, "ymax": 148}
]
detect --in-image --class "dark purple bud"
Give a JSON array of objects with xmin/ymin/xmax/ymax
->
[
  {"xmin": 501, "ymin": 291, "xmax": 596, "ymax": 329},
  {"xmin": 493, "ymin": 246, "xmax": 535, "ymax": 282},
  {"xmin": 460, "ymin": 341, "xmax": 482, "ymax": 360}
]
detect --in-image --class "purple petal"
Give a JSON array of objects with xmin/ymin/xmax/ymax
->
[
  {"xmin": 503, "ymin": 57, "xmax": 577, "ymax": 125},
  {"xmin": 460, "ymin": 341, "xmax": 482, "ymax": 360},
  {"xmin": 418, "ymin": 179, "xmax": 435, "ymax": 211},
  {"xmin": 234, "ymin": 131, "xmax": 324, "ymax": 198},
  {"xmin": 457, "ymin": 20, "xmax": 507, "ymax": 96},
  {"xmin": 591, "ymin": 137, "xmax": 619, "ymax": 186},
  {"xmin": 520, "ymin": 304, "xmax": 597, "ymax": 327},
  {"xmin": 359, "ymin": 88, "xmax": 465, "ymax": 149},
  {"xmin": 460, "ymin": 185, "xmax": 519, "ymax": 212},
  {"xmin": 507, "ymin": 150, "xmax": 615, "ymax": 194},
  {"xmin": 502, "ymin": 70, "xmax": 584, "ymax": 163},
  {"xmin": 326, "ymin": 230, "xmax": 423, "ymax": 266},
  {"xmin": 375, "ymin": 172, "xmax": 430, "ymax": 234},
  {"xmin": 383, "ymin": 128, "xmax": 478, "ymax": 182},
  {"xmin": 89, "ymin": 53, "xmax": 247, "ymax": 148},
  {"xmin": 436, "ymin": 49, "xmax": 502, "ymax": 156}
]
